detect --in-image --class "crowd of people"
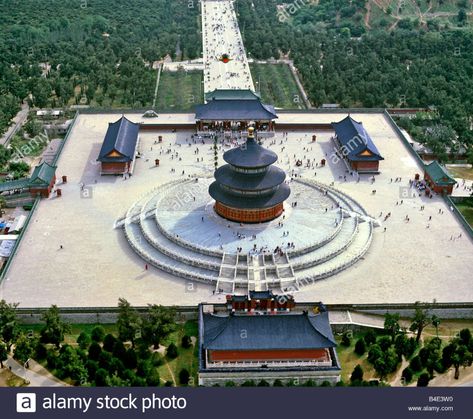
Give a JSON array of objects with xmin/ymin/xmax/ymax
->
[{"xmin": 201, "ymin": 0, "xmax": 253, "ymax": 92}]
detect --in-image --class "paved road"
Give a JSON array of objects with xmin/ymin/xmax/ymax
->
[
  {"xmin": 202, "ymin": 0, "xmax": 254, "ymax": 94},
  {"xmin": 0, "ymin": 103, "xmax": 29, "ymax": 145},
  {"xmin": 5, "ymin": 356, "xmax": 67, "ymax": 387}
]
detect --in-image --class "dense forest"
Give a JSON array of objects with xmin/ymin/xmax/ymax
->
[
  {"xmin": 0, "ymin": 0, "xmax": 201, "ymax": 131},
  {"xmin": 237, "ymin": 0, "xmax": 473, "ymax": 160},
  {"xmin": 1, "ymin": 0, "xmax": 472, "ymax": 161}
]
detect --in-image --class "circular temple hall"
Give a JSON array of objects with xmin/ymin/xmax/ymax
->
[{"xmin": 209, "ymin": 127, "xmax": 291, "ymax": 223}]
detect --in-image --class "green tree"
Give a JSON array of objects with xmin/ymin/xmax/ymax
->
[
  {"xmin": 95, "ymin": 368, "xmax": 109, "ymax": 386},
  {"xmin": 451, "ymin": 342, "xmax": 473, "ymax": 380},
  {"xmin": 350, "ymin": 364, "xmax": 364, "ymax": 384},
  {"xmin": 166, "ymin": 343, "xmax": 178, "ymax": 359},
  {"xmin": 341, "ymin": 331, "xmax": 351, "ymax": 347},
  {"xmin": 364, "ymin": 329, "xmax": 377, "ymax": 346},
  {"xmin": 40, "ymin": 305, "xmax": 70, "ymax": 348},
  {"xmin": 410, "ymin": 302, "xmax": 430, "ymax": 343},
  {"xmin": 179, "ymin": 368, "xmax": 190, "ymax": 385},
  {"xmin": 401, "ymin": 367, "xmax": 413, "ymax": 384},
  {"xmin": 77, "ymin": 332, "xmax": 91, "ymax": 350},
  {"xmin": 13, "ymin": 333, "xmax": 35, "ymax": 364},
  {"xmin": 417, "ymin": 372, "xmax": 430, "ymax": 387},
  {"xmin": 0, "ymin": 341, "xmax": 7, "ymax": 368},
  {"xmin": 431, "ymin": 315, "xmax": 441, "ymax": 338},
  {"xmin": 91, "ymin": 326, "xmax": 105, "ymax": 342},
  {"xmin": 117, "ymin": 298, "xmax": 142, "ymax": 347},
  {"xmin": 0, "ymin": 300, "xmax": 19, "ymax": 351},
  {"xmin": 142, "ymin": 304, "xmax": 176, "ymax": 349},
  {"xmin": 103, "ymin": 334, "xmax": 116, "ymax": 352},
  {"xmin": 181, "ymin": 335, "xmax": 192, "ymax": 349},
  {"xmin": 384, "ymin": 313, "xmax": 401, "ymax": 339},
  {"xmin": 459, "ymin": 329, "xmax": 472, "ymax": 346},
  {"xmin": 354, "ymin": 338, "xmax": 366, "ymax": 355},
  {"xmin": 88, "ymin": 342, "xmax": 102, "ymax": 361}
]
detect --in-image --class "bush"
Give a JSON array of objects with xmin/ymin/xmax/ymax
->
[
  {"xmin": 241, "ymin": 380, "xmax": 256, "ymax": 387},
  {"xmin": 410, "ymin": 355, "xmax": 422, "ymax": 372},
  {"xmin": 225, "ymin": 381, "xmax": 236, "ymax": 387},
  {"xmin": 350, "ymin": 364, "xmax": 364, "ymax": 383},
  {"xmin": 417, "ymin": 372, "xmax": 430, "ymax": 387},
  {"xmin": 166, "ymin": 343, "xmax": 178, "ymax": 359},
  {"xmin": 364, "ymin": 330, "xmax": 377, "ymax": 346},
  {"xmin": 181, "ymin": 335, "xmax": 192, "ymax": 349},
  {"xmin": 179, "ymin": 368, "xmax": 190, "ymax": 385},
  {"xmin": 88, "ymin": 342, "xmax": 102, "ymax": 361},
  {"xmin": 112, "ymin": 341, "xmax": 127, "ymax": 361},
  {"xmin": 35, "ymin": 342, "xmax": 47, "ymax": 360},
  {"xmin": 146, "ymin": 369, "xmax": 161, "ymax": 386},
  {"xmin": 77, "ymin": 332, "xmax": 91, "ymax": 350},
  {"xmin": 103, "ymin": 334, "xmax": 116, "ymax": 352},
  {"xmin": 46, "ymin": 350, "xmax": 57, "ymax": 370},
  {"xmin": 354, "ymin": 338, "xmax": 366, "ymax": 355},
  {"xmin": 341, "ymin": 331, "xmax": 351, "ymax": 347},
  {"xmin": 273, "ymin": 379, "xmax": 284, "ymax": 387},
  {"xmin": 257, "ymin": 379, "xmax": 270, "ymax": 387},
  {"xmin": 401, "ymin": 367, "xmax": 413, "ymax": 384},
  {"xmin": 91, "ymin": 326, "xmax": 105, "ymax": 343},
  {"xmin": 459, "ymin": 328, "xmax": 472, "ymax": 346},
  {"xmin": 164, "ymin": 381, "xmax": 173, "ymax": 387},
  {"xmin": 95, "ymin": 368, "xmax": 109, "ymax": 386},
  {"xmin": 123, "ymin": 349, "xmax": 138, "ymax": 370},
  {"xmin": 368, "ymin": 344, "xmax": 383, "ymax": 364},
  {"xmin": 378, "ymin": 336, "xmax": 392, "ymax": 351}
]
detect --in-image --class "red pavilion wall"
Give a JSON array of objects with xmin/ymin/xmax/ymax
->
[
  {"xmin": 208, "ymin": 348, "xmax": 329, "ymax": 362},
  {"xmin": 215, "ymin": 201, "xmax": 284, "ymax": 223}
]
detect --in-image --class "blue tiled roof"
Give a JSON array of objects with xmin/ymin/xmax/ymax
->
[
  {"xmin": 209, "ymin": 181, "xmax": 290, "ymax": 209},
  {"xmin": 332, "ymin": 116, "xmax": 384, "ymax": 162},
  {"xmin": 214, "ymin": 165, "xmax": 286, "ymax": 191},
  {"xmin": 98, "ymin": 116, "xmax": 140, "ymax": 163},
  {"xmin": 195, "ymin": 100, "xmax": 277, "ymax": 121},
  {"xmin": 223, "ymin": 137, "xmax": 278, "ymax": 168},
  {"xmin": 202, "ymin": 311, "xmax": 337, "ymax": 351}
]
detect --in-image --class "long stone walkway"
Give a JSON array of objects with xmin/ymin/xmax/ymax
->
[{"xmin": 201, "ymin": 0, "xmax": 254, "ymax": 94}]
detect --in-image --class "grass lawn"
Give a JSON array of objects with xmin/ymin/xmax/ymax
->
[
  {"xmin": 156, "ymin": 70, "xmax": 203, "ymax": 111},
  {"xmin": 250, "ymin": 63, "xmax": 307, "ymax": 109},
  {"xmin": 0, "ymin": 367, "xmax": 27, "ymax": 387},
  {"xmin": 335, "ymin": 333, "xmax": 378, "ymax": 383},
  {"xmin": 446, "ymin": 166, "xmax": 473, "ymax": 181},
  {"xmin": 422, "ymin": 319, "xmax": 473, "ymax": 339},
  {"xmin": 19, "ymin": 323, "xmax": 118, "ymax": 345},
  {"xmin": 456, "ymin": 204, "xmax": 473, "ymax": 228},
  {"xmin": 158, "ymin": 320, "xmax": 199, "ymax": 386}
]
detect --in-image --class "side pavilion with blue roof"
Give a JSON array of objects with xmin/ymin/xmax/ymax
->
[
  {"xmin": 332, "ymin": 115, "xmax": 384, "ymax": 173},
  {"xmin": 97, "ymin": 116, "xmax": 140, "ymax": 175}
]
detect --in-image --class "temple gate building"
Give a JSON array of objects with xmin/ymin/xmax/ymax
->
[
  {"xmin": 198, "ymin": 291, "xmax": 341, "ymax": 386},
  {"xmin": 195, "ymin": 89, "xmax": 277, "ymax": 135},
  {"xmin": 209, "ymin": 127, "xmax": 290, "ymax": 223}
]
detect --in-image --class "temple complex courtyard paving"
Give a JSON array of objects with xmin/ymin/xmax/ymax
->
[{"xmin": 1, "ymin": 111, "xmax": 472, "ymax": 307}]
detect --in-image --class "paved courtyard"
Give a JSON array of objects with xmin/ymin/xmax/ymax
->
[{"xmin": 1, "ymin": 112, "xmax": 473, "ymax": 307}]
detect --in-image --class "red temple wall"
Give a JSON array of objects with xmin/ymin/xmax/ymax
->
[
  {"xmin": 101, "ymin": 162, "xmax": 128, "ymax": 174},
  {"xmin": 352, "ymin": 161, "xmax": 379, "ymax": 172},
  {"xmin": 215, "ymin": 202, "xmax": 284, "ymax": 223},
  {"xmin": 209, "ymin": 349, "xmax": 329, "ymax": 362}
]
